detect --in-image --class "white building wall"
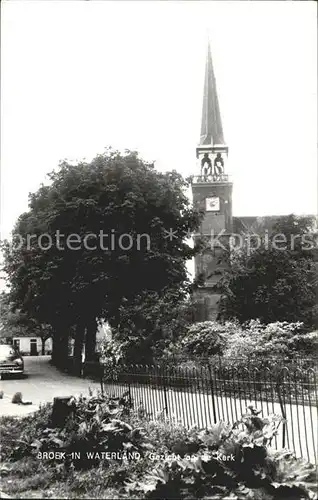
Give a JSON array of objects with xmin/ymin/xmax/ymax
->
[{"xmin": 12, "ymin": 337, "xmax": 52, "ymax": 355}]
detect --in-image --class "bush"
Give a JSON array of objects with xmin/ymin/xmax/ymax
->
[
  {"xmin": 172, "ymin": 321, "xmax": 234, "ymax": 358},
  {"xmin": 100, "ymin": 337, "xmax": 126, "ymax": 365},
  {"xmin": 126, "ymin": 407, "xmax": 317, "ymax": 500},
  {"xmin": 222, "ymin": 320, "xmax": 318, "ymax": 370},
  {"xmin": 162, "ymin": 319, "xmax": 318, "ymax": 368},
  {"xmin": 101, "ymin": 296, "xmax": 198, "ymax": 366},
  {"xmin": 1, "ymin": 391, "xmax": 155, "ymax": 470}
]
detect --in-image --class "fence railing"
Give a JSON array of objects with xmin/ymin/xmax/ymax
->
[{"xmin": 101, "ymin": 360, "xmax": 317, "ymax": 464}]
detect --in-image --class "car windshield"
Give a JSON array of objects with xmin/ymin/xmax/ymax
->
[{"xmin": 0, "ymin": 345, "xmax": 15, "ymax": 356}]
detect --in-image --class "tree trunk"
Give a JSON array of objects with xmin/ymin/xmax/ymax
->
[
  {"xmin": 74, "ymin": 323, "xmax": 85, "ymax": 376},
  {"xmin": 51, "ymin": 397, "xmax": 75, "ymax": 428},
  {"xmin": 60, "ymin": 334, "xmax": 69, "ymax": 369},
  {"xmin": 51, "ymin": 329, "xmax": 59, "ymax": 365},
  {"xmin": 85, "ymin": 318, "xmax": 97, "ymax": 363},
  {"xmin": 41, "ymin": 337, "xmax": 46, "ymax": 355},
  {"xmin": 51, "ymin": 328, "xmax": 68, "ymax": 369}
]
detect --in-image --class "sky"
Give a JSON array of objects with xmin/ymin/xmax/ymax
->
[{"xmin": 1, "ymin": 0, "xmax": 317, "ymax": 244}]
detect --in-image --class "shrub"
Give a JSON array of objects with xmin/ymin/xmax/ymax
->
[
  {"xmin": 100, "ymin": 337, "xmax": 126, "ymax": 365},
  {"xmin": 1, "ymin": 391, "xmax": 154, "ymax": 470},
  {"xmin": 126, "ymin": 407, "xmax": 317, "ymax": 500},
  {"xmin": 222, "ymin": 320, "xmax": 318, "ymax": 370},
  {"xmin": 104, "ymin": 291, "xmax": 198, "ymax": 365},
  {"xmin": 177, "ymin": 321, "xmax": 235, "ymax": 358},
  {"xmin": 162, "ymin": 319, "xmax": 317, "ymax": 369}
]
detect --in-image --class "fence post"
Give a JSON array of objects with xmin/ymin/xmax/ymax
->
[
  {"xmin": 100, "ymin": 361, "xmax": 104, "ymax": 396},
  {"xmin": 208, "ymin": 363, "xmax": 217, "ymax": 424},
  {"xmin": 127, "ymin": 365, "xmax": 132, "ymax": 408},
  {"xmin": 162, "ymin": 365, "xmax": 169, "ymax": 417},
  {"xmin": 276, "ymin": 369, "xmax": 287, "ymax": 449}
]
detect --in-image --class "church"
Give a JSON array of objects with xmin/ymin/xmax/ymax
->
[{"xmin": 191, "ymin": 43, "xmax": 317, "ymax": 321}]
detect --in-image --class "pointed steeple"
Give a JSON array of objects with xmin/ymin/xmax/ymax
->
[{"xmin": 200, "ymin": 42, "xmax": 224, "ymax": 146}]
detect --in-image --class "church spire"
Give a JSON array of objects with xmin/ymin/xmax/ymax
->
[{"xmin": 200, "ymin": 42, "xmax": 224, "ymax": 146}]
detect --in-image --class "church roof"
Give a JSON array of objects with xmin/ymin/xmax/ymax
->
[
  {"xmin": 233, "ymin": 215, "xmax": 318, "ymax": 234},
  {"xmin": 200, "ymin": 42, "xmax": 225, "ymax": 146},
  {"xmin": 232, "ymin": 216, "xmax": 281, "ymax": 234}
]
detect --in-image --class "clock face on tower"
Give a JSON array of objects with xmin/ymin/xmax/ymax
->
[{"xmin": 206, "ymin": 196, "xmax": 220, "ymax": 212}]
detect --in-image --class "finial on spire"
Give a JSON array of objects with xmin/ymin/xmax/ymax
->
[{"xmin": 200, "ymin": 41, "xmax": 225, "ymax": 146}]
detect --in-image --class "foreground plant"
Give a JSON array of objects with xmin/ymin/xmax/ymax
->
[
  {"xmin": 126, "ymin": 407, "xmax": 317, "ymax": 499},
  {"xmin": 1, "ymin": 396, "xmax": 316, "ymax": 499}
]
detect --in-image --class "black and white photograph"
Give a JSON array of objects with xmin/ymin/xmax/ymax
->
[{"xmin": 0, "ymin": 1, "xmax": 317, "ymax": 499}]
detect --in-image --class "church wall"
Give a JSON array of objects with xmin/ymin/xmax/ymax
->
[
  {"xmin": 193, "ymin": 290, "xmax": 220, "ymax": 322},
  {"xmin": 192, "ymin": 179, "xmax": 233, "ymax": 322},
  {"xmin": 192, "ymin": 183, "xmax": 233, "ymax": 233}
]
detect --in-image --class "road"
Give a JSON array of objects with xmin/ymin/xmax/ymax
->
[{"xmin": 0, "ymin": 355, "xmax": 101, "ymax": 417}]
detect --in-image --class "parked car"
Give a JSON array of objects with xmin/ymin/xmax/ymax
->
[{"xmin": 0, "ymin": 344, "xmax": 24, "ymax": 377}]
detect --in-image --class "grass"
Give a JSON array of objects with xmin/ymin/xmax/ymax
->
[{"xmin": 0, "ymin": 457, "xmax": 133, "ymax": 499}]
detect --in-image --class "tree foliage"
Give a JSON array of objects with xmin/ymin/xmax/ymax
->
[
  {"xmin": 2, "ymin": 148, "xmax": 202, "ymax": 366},
  {"xmin": 0, "ymin": 292, "xmax": 52, "ymax": 354},
  {"xmin": 217, "ymin": 215, "xmax": 318, "ymax": 327}
]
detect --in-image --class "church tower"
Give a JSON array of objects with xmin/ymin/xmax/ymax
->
[{"xmin": 192, "ymin": 42, "xmax": 233, "ymax": 320}]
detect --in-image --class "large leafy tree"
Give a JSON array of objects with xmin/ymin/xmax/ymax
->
[
  {"xmin": 2, "ymin": 149, "xmax": 202, "ymax": 368},
  {"xmin": 217, "ymin": 215, "xmax": 318, "ymax": 327}
]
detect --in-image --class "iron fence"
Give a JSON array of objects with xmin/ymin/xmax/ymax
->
[{"xmin": 102, "ymin": 360, "xmax": 318, "ymax": 465}]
